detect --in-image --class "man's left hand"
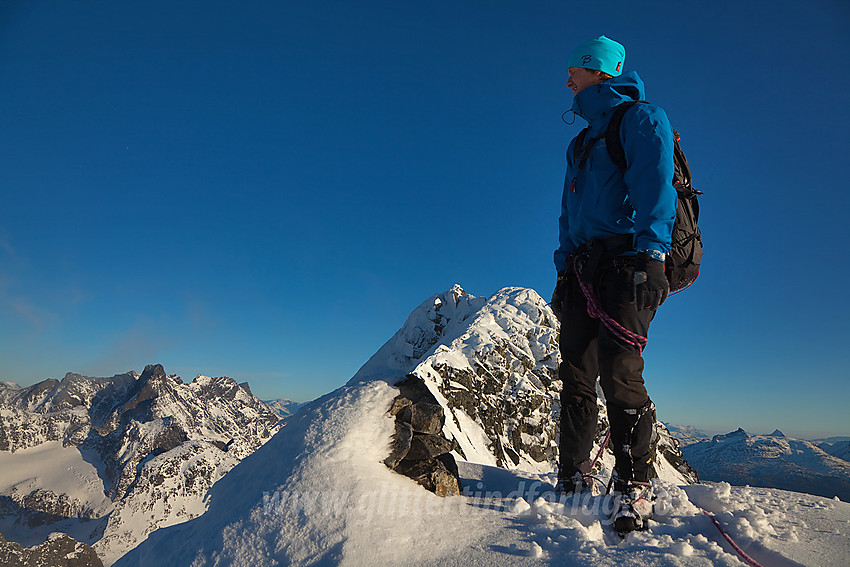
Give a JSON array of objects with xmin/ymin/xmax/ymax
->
[{"xmin": 631, "ymin": 253, "xmax": 669, "ymax": 311}]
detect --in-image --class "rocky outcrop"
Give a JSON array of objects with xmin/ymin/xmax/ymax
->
[
  {"xmin": 355, "ymin": 285, "xmax": 699, "ymax": 485},
  {"xmin": 383, "ymin": 375, "xmax": 461, "ymax": 497},
  {"xmin": 0, "ymin": 532, "xmax": 103, "ymax": 567}
]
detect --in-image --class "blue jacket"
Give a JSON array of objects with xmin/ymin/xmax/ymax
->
[{"xmin": 554, "ymin": 71, "xmax": 677, "ymax": 273}]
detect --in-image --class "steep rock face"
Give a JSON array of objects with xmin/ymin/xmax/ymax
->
[
  {"xmin": 0, "ymin": 365, "xmax": 282, "ymax": 565},
  {"xmin": 88, "ymin": 365, "xmax": 277, "ymax": 502},
  {"xmin": 95, "ymin": 440, "xmax": 241, "ymax": 562},
  {"xmin": 352, "ymin": 285, "xmax": 698, "ymax": 484},
  {"xmin": 683, "ymin": 430, "xmax": 850, "ymax": 501},
  {"xmin": 0, "ymin": 372, "xmax": 137, "ymax": 452}
]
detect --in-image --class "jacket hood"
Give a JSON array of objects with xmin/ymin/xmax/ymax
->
[{"xmin": 571, "ymin": 70, "xmax": 646, "ymax": 131}]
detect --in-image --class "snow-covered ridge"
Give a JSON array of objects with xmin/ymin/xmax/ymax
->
[
  {"xmin": 0, "ymin": 364, "xmax": 282, "ymax": 565},
  {"xmin": 822, "ymin": 439, "xmax": 850, "ymax": 462}
]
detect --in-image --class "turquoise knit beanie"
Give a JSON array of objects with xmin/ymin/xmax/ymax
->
[{"xmin": 567, "ymin": 36, "xmax": 626, "ymax": 77}]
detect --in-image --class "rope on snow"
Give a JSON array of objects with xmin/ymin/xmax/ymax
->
[{"xmin": 700, "ymin": 508, "xmax": 766, "ymax": 567}]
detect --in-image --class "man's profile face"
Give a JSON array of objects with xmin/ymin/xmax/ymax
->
[{"xmin": 567, "ymin": 67, "xmax": 604, "ymax": 96}]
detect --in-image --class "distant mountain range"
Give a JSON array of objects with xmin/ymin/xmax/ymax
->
[
  {"xmin": 664, "ymin": 423, "xmax": 711, "ymax": 447},
  {"xmin": 682, "ymin": 428, "xmax": 850, "ymax": 501},
  {"xmin": 263, "ymin": 398, "xmax": 305, "ymax": 420},
  {"xmin": 0, "ymin": 364, "xmax": 281, "ymax": 565}
]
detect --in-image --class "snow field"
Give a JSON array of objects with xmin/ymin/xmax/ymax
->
[{"xmin": 0, "ymin": 440, "xmax": 111, "ymax": 515}]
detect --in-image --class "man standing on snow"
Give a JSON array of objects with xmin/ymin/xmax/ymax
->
[{"xmin": 550, "ymin": 35, "xmax": 677, "ymax": 533}]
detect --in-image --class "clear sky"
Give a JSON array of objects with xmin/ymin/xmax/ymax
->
[{"xmin": 1, "ymin": 0, "xmax": 848, "ymax": 439}]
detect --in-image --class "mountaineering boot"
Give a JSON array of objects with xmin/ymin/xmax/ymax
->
[
  {"xmin": 611, "ymin": 481, "xmax": 654, "ymax": 534},
  {"xmin": 555, "ymin": 471, "xmax": 591, "ymax": 496}
]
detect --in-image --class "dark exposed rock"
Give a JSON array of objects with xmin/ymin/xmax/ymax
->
[
  {"xmin": 384, "ymin": 376, "xmax": 461, "ymax": 497},
  {"xmin": 395, "ymin": 374, "xmax": 438, "ymax": 405},
  {"xmin": 403, "ymin": 434, "xmax": 453, "ymax": 462},
  {"xmin": 388, "ymin": 396, "xmax": 413, "ymax": 417},
  {"xmin": 393, "ymin": 456, "xmax": 461, "ymax": 497},
  {"xmin": 19, "ymin": 489, "xmax": 96, "ymax": 524},
  {"xmin": 383, "ymin": 421, "xmax": 414, "ymax": 469},
  {"xmin": 0, "ymin": 532, "xmax": 104, "ymax": 567},
  {"xmin": 397, "ymin": 402, "xmax": 444, "ymax": 435},
  {"xmin": 435, "ymin": 452, "xmax": 460, "ymax": 480}
]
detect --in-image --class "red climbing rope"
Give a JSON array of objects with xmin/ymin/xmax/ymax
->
[
  {"xmin": 572, "ymin": 255, "xmax": 649, "ymax": 353},
  {"xmin": 701, "ymin": 509, "xmax": 765, "ymax": 567}
]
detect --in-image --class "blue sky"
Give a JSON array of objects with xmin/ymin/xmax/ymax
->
[{"xmin": 1, "ymin": 0, "xmax": 848, "ymax": 439}]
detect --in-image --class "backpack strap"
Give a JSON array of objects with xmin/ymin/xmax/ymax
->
[
  {"xmin": 605, "ymin": 100, "xmax": 647, "ymax": 173},
  {"xmin": 573, "ymin": 127, "xmax": 588, "ymax": 164},
  {"xmin": 573, "ymin": 126, "xmax": 605, "ymax": 171}
]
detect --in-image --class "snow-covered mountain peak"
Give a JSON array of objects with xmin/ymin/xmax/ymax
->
[
  {"xmin": 351, "ymin": 284, "xmax": 488, "ymax": 383},
  {"xmin": 711, "ymin": 427, "xmax": 749, "ymax": 443},
  {"xmin": 0, "ymin": 371, "xmax": 138, "ymax": 416},
  {"xmin": 352, "ymin": 285, "xmax": 694, "ymax": 483},
  {"xmin": 188, "ymin": 373, "xmax": 252, "ymax": 400}
]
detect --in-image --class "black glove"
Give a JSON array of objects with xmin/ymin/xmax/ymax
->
[
  {"xmin": 631, "ymin": 252, "xmax": 669, "ymax": 311},
  {"xmin": 550, "ymin": 271, "xmax": 568, "ymax": 321}
]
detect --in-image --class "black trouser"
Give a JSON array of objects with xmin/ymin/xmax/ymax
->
[{"xmin": 558, "ymin": 254, "xmax": 657, "ymax": 484}]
